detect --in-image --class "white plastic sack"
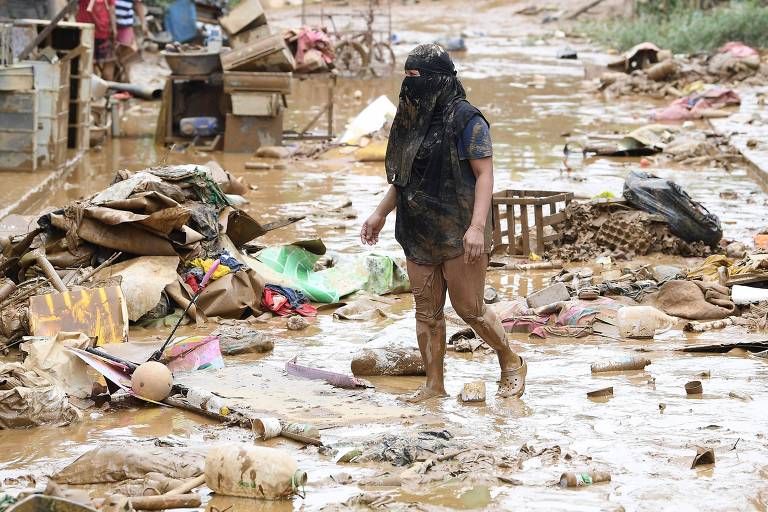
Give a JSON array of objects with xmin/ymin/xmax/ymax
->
[{"xmin": 338, "ymin": 95, "xmax": 397, "ymax": 145}]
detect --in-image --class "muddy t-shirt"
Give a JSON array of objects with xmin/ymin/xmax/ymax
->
[
  {"xmin": 458, "ymin": 115, "xmax": 493, "ymax": 160},
  {"xmin": 394, "ymin": 101, "xmax": 494, "ymax": 265}
]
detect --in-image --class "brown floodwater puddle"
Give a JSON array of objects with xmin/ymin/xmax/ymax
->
[{"xmin": 3, "ymin": 7, "xmax": 768, "ymax": 512}]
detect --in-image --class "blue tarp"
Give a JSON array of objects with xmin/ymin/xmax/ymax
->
[{"xmin": 166, "ymin": 0, "xmax": 198, "ymax": 43}]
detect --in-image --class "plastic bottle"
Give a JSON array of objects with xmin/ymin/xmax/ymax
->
[
  {"xmin": 186, "ymin": 387, "xmax": 229, "ymax": 416},
  {"xmin": 206, "ymin": 26, "xmax": 222, "ymax": 53},
  {"xmin": 559, "ymin": 470, "xmax": 611, "ymax": 488},
  {"xmin": 179, "ymin": 117, "xmax": 219, "ymax": 137},
  {"xmin": 616, "ymin": 305, "xmax": 675, "ymax": 338},
  {"xmin": 590, "ymin": 356, "xmax": 651, "ymax": 373},
  {"xmin": 205, "ymin": 444, "xmax": 307, "ymax": 499}
]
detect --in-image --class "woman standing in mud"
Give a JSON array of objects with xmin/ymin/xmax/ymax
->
[{"xmin": 361, "ymin": 44, "xmax": 526, "ymax": 402}]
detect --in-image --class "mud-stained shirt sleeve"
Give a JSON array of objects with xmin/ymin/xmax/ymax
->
[{"xmin": 457, "ymin": 115, "xmax": 492, "ymax": 160}]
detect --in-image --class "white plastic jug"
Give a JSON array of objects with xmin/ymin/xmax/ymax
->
[
  {"xmin": 205, "ymin": 444, "xmax": 307, "ymax": 500},
  {"xmin": 616, "ymin": 306, "xmax": 676, "ymax": 338}
]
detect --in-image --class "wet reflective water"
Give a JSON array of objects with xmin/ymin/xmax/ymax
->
[{"xmin": 3, "ymin": 5, "xmax": 768, "ymax": 512}]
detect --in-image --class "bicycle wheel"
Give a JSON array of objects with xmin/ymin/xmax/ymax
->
[
  {"xmin": 335, "ymin": 41, "xmax": 368, "ymax": 78},
  {"xmin": 369, "ymin": 42, "xmax": 396, "ymax": 77}
]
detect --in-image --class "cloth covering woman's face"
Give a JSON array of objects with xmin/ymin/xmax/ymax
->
[{"xmin": 384, "ymin": 43, "xmax": 466, "ymax": 187}]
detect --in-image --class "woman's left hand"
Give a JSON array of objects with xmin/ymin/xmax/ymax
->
[{"xmin": 463, "ymin": 225, "xmax": 484, "ymax": 264}]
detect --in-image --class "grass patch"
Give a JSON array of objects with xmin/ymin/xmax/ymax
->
[{"xmin": 586, "ymin": 1, "xmax": 768, "ymax": 54}]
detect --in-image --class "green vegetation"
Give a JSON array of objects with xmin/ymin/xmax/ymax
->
[{"xmin": 588, "ymin": 1, "xmax": 768, "ymax": 54}]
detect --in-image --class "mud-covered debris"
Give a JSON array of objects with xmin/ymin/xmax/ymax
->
[
  {"xmin": 354, "ymin": 430, "xmax": 457, "ymax": 467},
  {"xmin": 545, "ymin": 200, "xmax": 712, "ymax": 262},
  {"xmin": 587, "ymin": 386, "xmax": 613, "ymax": 398},
  {"xmin": 590, "ymin": 356, "xmax": 651, "ymax": 373},
  {"xmin": 728, "ymin": 391, "xmax": 753, "ymax": 401},
  {"xmin": 351, "ymin": 348, "xmax": 425, "ymax": 376},
  {"xmin": 460, "ymin": 381, "xmax": 486, "ymax": 403},
  {"xmin": 285, "ymin": 356, "xmax": 372, "ymax": 389},
  {"xmin": 645, "ymin": 280, "xmax": 735, "ymax": 320},
  {"xmin": 52, "ymin": 445, "xmax": 205, "ymax": 484},
  {"xmin": 598, "ymin": 42, "xmax": 767, "ymax": 100},
  {"xmin": 0, "ymin": 362, "xmax": 82, "ymax": 429},
  {"xmin": 691, "ymin": 447, "xmax": 715, "ymax": 468},
  {"xmin": 559, "ymin": 470, "xmax": 611, "ymax": 488},
  {"xmin": 212, "ymin": 325, "xmax": 274, "ymax": 354},
  {"xmin": 286, "ymin": 315, "xmax": 310, "ymax": 331},
  {"xmin": 526, "ymin": 282, "xmax": 570, "ymax": 309}
]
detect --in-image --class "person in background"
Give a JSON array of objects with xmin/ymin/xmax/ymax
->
[
  {"xmin": 360, "ymin": 44, "xmax": 527, "ymax": 402},
  {"xmin": 76, "ymin": 0, "xmax": 117, "ymax": 80},
  {"xmin": 114, "ymin": 0, "xmax": 147, "ymax": 51}
]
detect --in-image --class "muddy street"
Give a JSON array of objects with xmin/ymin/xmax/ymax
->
[{"xmin": 1, "ymin": 1, "xmax": 768, "ymax": 511}]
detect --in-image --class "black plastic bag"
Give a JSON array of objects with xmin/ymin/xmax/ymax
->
[{"xmin": 623, "ymin": 171, "xmax": 722, "ymax": 247}]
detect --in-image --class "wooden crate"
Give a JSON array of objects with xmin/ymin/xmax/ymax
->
[
  {"xmin": 224, "ymin": 112, "xmax": 283, "ymax": 152},
  {"xmin": 492, "ymin": 190, "xmax": 574, "ymax": 256},
  {"xmin": 223, "ymin": 71, "xmax": 292, "ymax": 94},
  {"xmin": 12, "ymin": 19, "xmax": 93, "ymax": 153},
  {"xmin": 220, "ymin": 33, "xmax": 294, "ymax": 72},
  {"xmin": 230, "ymin": 23, "xmax": 272, "ymax": 49},
  {"xmin": 231, "ymin": 92, "xmax": 280, "ymax": 116},
  {"xmin": 158, "ymin": 74, "xmax": 225, "ymax": 144},
  {"xmin": 219, "ymin": 0, "xmax": 266, "ymax": 36}
]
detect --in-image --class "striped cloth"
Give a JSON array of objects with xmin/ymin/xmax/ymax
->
[{"xmin": 114, "ymin": 0, "xmax": 134, "ymax": 27}]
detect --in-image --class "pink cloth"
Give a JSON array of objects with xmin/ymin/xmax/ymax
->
[
  {"xmin": 719, "ymin": 42, "xmax": 759, "ymax": 59},
  {"xmin": 493, "ymin": 297, "xmax": 623, "ymax": 338},
  {"xmin": 652, "ymin": 87, "xmax": 741, "ymax": 121},
  {"xmin": 163, "ymin": 335, "xmax": 224, "ymax": 372},
  {"xmin": 295, "ymin": 26, "xmax": 333, "ymax": 65}
]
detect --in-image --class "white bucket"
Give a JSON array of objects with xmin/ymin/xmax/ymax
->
[{"xmin": 252, "ymin": 417, "xmax": 282, "ymax": 440}]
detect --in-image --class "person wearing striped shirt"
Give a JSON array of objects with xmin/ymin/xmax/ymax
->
[{"xmin": 114, "ymin": 0, "xmax": 146, "ymax": 49}]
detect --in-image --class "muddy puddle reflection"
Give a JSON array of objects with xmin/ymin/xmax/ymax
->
[{"xmin": 3, "ymin": 25, "xmax": 768, "ymax": 512}]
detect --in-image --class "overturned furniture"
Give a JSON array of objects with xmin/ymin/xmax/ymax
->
[{"xmin": 492, "ymin": 190, "xmax": 574, "ymax": 256}]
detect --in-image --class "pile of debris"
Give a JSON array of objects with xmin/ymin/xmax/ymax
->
[
  {"xmin": 545, "ymin": 171, "xmax": 719, "ymax": 262},
  {"xmin": 572, "ymin": 123, "xmax": 746, "ymax": 169},
  {"xmin": 598, "ymin": 41, "xmax": 768, "ymax": 100},
  {"xmin": 545, "ymin": 201, "xmax": 713, "ymax": 262},
  {"xmin": 0, "ymin": 162, "xmax": 272, "ymax": 347}
]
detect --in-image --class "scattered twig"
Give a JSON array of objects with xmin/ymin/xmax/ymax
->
[{"xmin": 76, "ymin": 251, "xmax": 123, "ymax": 285}]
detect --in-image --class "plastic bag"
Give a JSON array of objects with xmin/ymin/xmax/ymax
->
[{"xmin": 622, "ymin": 171, "xmax": 722, "ymax": 246}]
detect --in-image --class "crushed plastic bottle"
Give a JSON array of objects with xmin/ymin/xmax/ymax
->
[{"xmin": 186, "ymin": 387, "xmax": 229, "ymax": 416}]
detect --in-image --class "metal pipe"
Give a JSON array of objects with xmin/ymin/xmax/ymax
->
[
  {"xmin": 0, "ymin": 279, "xmax": 16, "ymax": 303},
  {"xmin": 105, "ymin": 81, "xmax": 163, "ymax": 100},
  {"xmin": 19, "ymin": 249, "xmax": 67, "ymax": 293}
]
